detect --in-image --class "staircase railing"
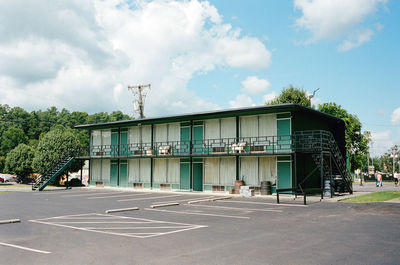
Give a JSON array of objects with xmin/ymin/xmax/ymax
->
[
  {"xmin": 294, "ymin": 130, "xmax": 352, "ymax": 194},
  {"xmin": 32, "ymin": 156, "xmax": 75, "ymax": 191}
]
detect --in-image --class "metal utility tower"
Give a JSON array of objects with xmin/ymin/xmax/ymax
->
[{"xmin": 128, "ymin": 84, "xmax": 151, "ymax": 119}]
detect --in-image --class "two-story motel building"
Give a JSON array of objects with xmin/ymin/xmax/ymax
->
[{"xmin": 75, "ymin": 104, "xmax": 347, "ymax": 194}]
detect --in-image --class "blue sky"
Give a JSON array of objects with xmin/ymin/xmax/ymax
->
[{"xmin": 0, "ymin": 0, "xmax": 398, "ymax": 155}]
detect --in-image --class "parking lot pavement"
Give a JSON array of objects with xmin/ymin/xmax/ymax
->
[{"xmin": 1, "ymin": 189, "xmax": 400, "ymax": 265}]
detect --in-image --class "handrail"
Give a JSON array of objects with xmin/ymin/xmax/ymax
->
[{"xmin": 88, "ymin": 134, "xmax": 294, "ymax": 158}]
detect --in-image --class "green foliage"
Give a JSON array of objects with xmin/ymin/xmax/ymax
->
[
  {"xmin": 266, "ymin": 85, "xmax": 311, "ymax": 107},
  {"xmin": 0, "ymin": 156, "xmax": 5, "ymax": 172},
  {"xmin": 318, "ymin": 103, "xmax": 371, "ymax": 171},
  {"xmin": 341, "ymin": 191, "xmax": 400, "ymax": 203},
  {"xmin": 33, "ymin": 127, "xmax": 84, "ymax": 175},
  {"xmin": 4, "ymin": 144, "xmax": 35, "ymax": 177},
  {"xmin": 0, "ymin": 127, "xmax": 28, "ymax": 156},
  {"xmin": 0, "ymin": 105, "xmax": 131, "ymax": 159}
]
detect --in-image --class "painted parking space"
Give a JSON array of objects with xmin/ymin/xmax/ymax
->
[{"xmin": 29, "ymin": 213, "xmax": 207, "ymax": 239}]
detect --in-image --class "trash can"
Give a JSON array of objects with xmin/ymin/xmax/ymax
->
[{"xmin": 260, "ymin": 181, "xmax": 272, "ymax": 195}]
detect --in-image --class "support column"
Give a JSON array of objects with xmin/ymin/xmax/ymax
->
[
  {"xmin": 294, "ymin": 153, "xmax": 297, "ymax": 190},
  {"xmin": 321, "ymin": 151, "xmax": 324, "ymax": 199},
  {"xmin": 151, "ymin": 124, "xmax": 154, "ymax": 189},
  {"xmin": 190, "ymin": 120, "xmax": 193, "ymax": 191},
  {"xmin": 236, "ymin": 116, "xmax": 239, "ymax": 181}
]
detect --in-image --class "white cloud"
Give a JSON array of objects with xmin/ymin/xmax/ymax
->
[
  {"xmin": 229, "ymin": 94, "xmax": 255, "ymax": 108},
  {"xmin": 391, "ymin": 107, "xmax": 400, "ymax": 124},
  {"xmin": 337, "ymin": 28, "xmax": 374, "ymax": 52},
  {"xmin": 294, "ymin": 0, "xmax": 386, "ymax": 50},
  {"xmin": 240, "ymin": 76, "xmax": 271, "ymax": 95},
  {"xmin": 263, "ymin": 92, "xmax": 278, "ymax": 103},
  {"xmin": 0, "ymin": 0, "xmax": 272, "ymax": 117},
  {"xmin": 370, "ymin": 130, "xmax": 392, "ymax": 156}
]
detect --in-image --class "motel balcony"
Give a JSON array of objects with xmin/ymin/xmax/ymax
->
[{"xmin": 88, "ymin": 134, "xmax": 293, "ymax": 159}]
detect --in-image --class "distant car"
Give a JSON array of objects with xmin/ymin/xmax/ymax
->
[
  {"xmin": 15, "ymin": 176, "xmax": 34, "ymax": 184},
  {"xmin": 2, "ymin": 175, "xmax": 11, "ymax": 182},
  {"xmin": 0, "ymin": 177, "xmax": 4, "ymax": 183}
]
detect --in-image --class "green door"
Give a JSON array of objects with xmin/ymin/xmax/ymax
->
[
  {"xmin": 277, "ymin": 119, "xmax": 291, "ymax": 152},
  {"xmin": 120, "ymin": 131, "xmax": 128, "ymax": 157},
  {"xmin": 193, "ymin": 125, "xmax": 204, "ymax": 154},
  {"xmin": 180, "ymin": 163, "xmax": 190, "ymax": 190},
  {"xmin": 277, "ymin": 161, "xmax": 292, "ymax": 191},
  {"xmin": 180, "ymin": 126, "xmax": 190, "ymax": 155},
  {"xmin": 110, "ymin": 162, "xmax": 118, "ymax": 187},
  {"xmin": 193, "ymin": 163, "xmax": 203, "ymax": 191},
  {"xmin": 111, "ymin": 132, "xmax": 119, "ymax": 157},
  {"xmin": 119, "ymin": 162, "xmax": 128, "ymax": 187}
]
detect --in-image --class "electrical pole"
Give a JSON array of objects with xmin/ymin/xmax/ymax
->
[{"xmin": 128, "ymin": 84, "xmax": 151, "ymax": 119}]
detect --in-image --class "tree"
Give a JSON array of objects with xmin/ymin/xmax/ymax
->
[
  {"xmin": 0, "ymin": 127, "xmax": 28, "ymax": 156},
  {"xmin": 109, "ymin": 111, "xmax": 131, "ymax": 122},
  {"xmin": 0, "ymin": 156, "xmax": 5, "ymax": 172},
  {"xmin": 4, "ymin": 144, "xmax": 35, "ymax": 178},
  {"xmin": 33, "ymin": 127, "xmax": 84, "ymax": 176},
  {"xmin": 266, "ymin": 85, "xmax": 311, "ymax": 107},
  {"xmin": 318, "ymin": 103, "xmax": 371, "ymax": 171}
]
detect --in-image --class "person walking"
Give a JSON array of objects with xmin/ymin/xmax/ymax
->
[
  {"xmin": 394, "ymin": 171, "xmax": 399, "ymax": 187},
  {"xmin": 375, "ymin": 170, "xmax": 378, "ymax": 187},
  {"xmin": 377, "ymin": 172, "xmax": 383, "ymax": 187}
]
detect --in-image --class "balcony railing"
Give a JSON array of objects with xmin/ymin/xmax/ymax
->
[{"xmin": 89, "ymin": 135, "xmax": 293, "ymax": 158}]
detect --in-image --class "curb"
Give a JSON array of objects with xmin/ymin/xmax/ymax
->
[
  {"xmin": 150, "ymin": 202, "xmax": 179, "ymax": 208},
  {"xmin": 105, "ymin": 207, "xmax": 139, "ymax": 214},
  {"xmin": 0, "ymin": 219, "xmax": 21, "ymax": 224},
  {"xmin": 188, "ymin": 196, "xmax": 231, "ymax": 204}
]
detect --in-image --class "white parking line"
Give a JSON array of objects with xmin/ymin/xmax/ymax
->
[
  {"xmin": 0, "ymin": 242, "xmax": 51, "ymax": 254},
  {"xmin": 218, "ymin": 200, "xmax": 308, "ymax": 207},
  {"xmin": 144, "ymin": 208, "xmax": 250, "ymax": 219},
  {"xmin": 62, "ymin": 192, "xmax": 125, "ymax": 198},
  {"xmin": 88, "ymin": 193, "xmax": 151, "ymax": 200},
  {"xmin": 83, "ymin": 226, "xmax": 193, "ymax": 230},
  {"xmin": 29, "ymin": 213, "xmax": 206, "ymax": 239},
  {"xmin": 118, "ymin": 194, "xmax": 182, "ymax": 202},
  {"xmin": 187, "ymin": 204, "xmax": 283, "ymax": 212}
]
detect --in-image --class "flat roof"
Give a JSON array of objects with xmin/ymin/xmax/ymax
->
[{"xmin": 75, "ymin": 103, "xmax": 343, "ymax": 130}]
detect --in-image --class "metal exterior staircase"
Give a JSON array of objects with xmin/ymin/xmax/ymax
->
[
  {"xmin": 32, "ymin": 157, "xmax": 75, "ymax": 191},
  {"xmin": 294, "ymin": 130, "xmax": 353, "ymax": 195}
]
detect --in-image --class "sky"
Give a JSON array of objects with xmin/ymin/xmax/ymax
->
[{"xmin": 0, "ymin": 0, "xmax": 399, "ymax": 156}]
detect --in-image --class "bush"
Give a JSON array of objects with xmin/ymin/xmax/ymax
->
[
  {"xmin": 4, "ymin": 144, "xmax": 35, "ymax": 178},
  {"xmin": 65, "ymin": 178, "xmax": 83, "ymax": 187}
]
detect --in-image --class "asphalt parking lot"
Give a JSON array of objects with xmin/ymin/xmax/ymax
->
[{"xmin": 1, "ymin": 188, "xmax": 400, "ymax": 265}]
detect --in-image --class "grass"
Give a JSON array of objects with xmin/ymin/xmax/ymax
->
[
  {"xmin": 342, "ymin": 191, "xmax": 400, "ymax": 203},
  {"xmin": 0, "ymin": 191, "xmax": 19, "ymax": 193}
]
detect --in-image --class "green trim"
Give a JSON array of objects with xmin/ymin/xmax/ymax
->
[
  {"xmin": 152, "ymin": 183, "xmax": 160, "ymax": 189},
  {"xmin": 193, "ymin": 121, "xmax": 204, "ymax": 126},
  {"xmin": 144, "ymin": 183, "xmax": 151, "ymax": 188},
  {"xmin": 76, "ymin": 104, "xmax": 343, "ymax": 130},
  {"xmin": 181, "ymin": 122, "xmax": 190, "ymax": 126},
  {"xmin": 277, "ymin": 113, "xmax": 291, "ymax": 119},
  {"xmin": 192, "ymin": 158, "xmax": 203, "ymax": 162},
  {"xmin": 172, "ymin": 184, "xmax": 180, "ymax": 190},
  {"xmin": 180, "ymin": 158, "xmax": 190, "ymax": 163},
  {"xmin": 277, "ymin": 156, "xmax": 291, "ymax": 161}
]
